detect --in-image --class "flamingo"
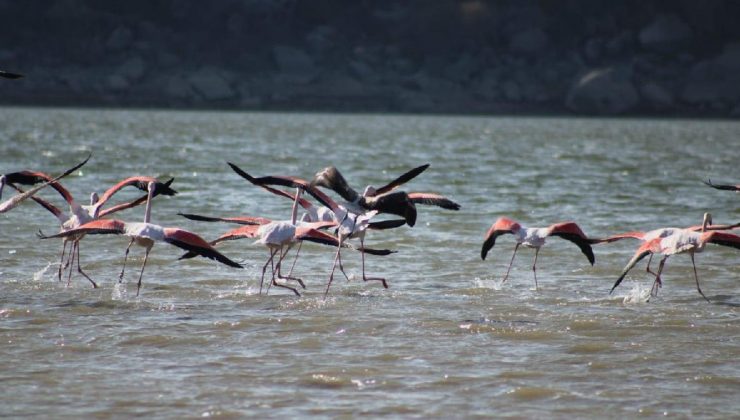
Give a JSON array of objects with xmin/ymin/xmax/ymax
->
[
  {"xmin": 611, "ymin": 228, "xmax": 740, "ymax": 302},
  {"xmin": 592, "ymin": 213, "xmax": 739, "ymax": 293},
  {"xmin": 312, "ymin": 164, "xmax": 461, "ymax": 212},
  {"xmin": 7, "ymin": 174, "xmax": 177, "ymax": 286},
  {"xmin": 0, "ymin": 155, "xmax": 89, "ymax": 213},
  {"xmin": 0, "ymin": 70, "xmax": 22, "ymax": 79},
  {"xmin": 704, "ymin": 179, "xmax": 740, "ymax": 192},
  {"xmin": 227, "ymin": 162, "xmax": 398, "ymax": 294},
  {"xmin": 182, "ymin": 219, "xmax": 394, "ymax": 296},
  {"xmin": 228, "ymin": 162, "xmax": 418, "ymax": 227},
  {"xmin": 38, "ymin": 181, "xmax": 242, "ymax": 295},
  {"xmin": 481, "ymin": 217, "xmax": 596, "ymax": 290}
]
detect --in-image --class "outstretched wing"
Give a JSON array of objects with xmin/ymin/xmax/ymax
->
[
  {"xmin": 178, "ymin": 212, "xmax": 272, "ymax": 225},
  {"xmin": 374, "ymin": 164, "xmax": 430, "ymax": 196},
  {"xmin": 407, "ymin": 192, "xmax": 460, "ymax": 210},
  {"xmin": 311, "ymin": 166, "xmax": 360, "ymax": 203},
  {"xmin": 703, "ymin": 179, "xmax": 740, "ymax": 192},
  {"xmin": 37, "ymin": 219, "xmax": 126, "ymax": 239},
  {"xmin": 164, "ymin": 228, "xmax": 242, "ymax": 268},
  {"xmin": 481, "ymin": 217, "xmax": 519, "ymax": 260},
  {"xmin": 547, "ymin": 222, "xmax": 595, "ymax": 265}
]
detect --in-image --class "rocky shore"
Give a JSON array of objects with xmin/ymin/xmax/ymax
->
[{"xmin": 2, "ymin": 1, "xmax": 739, "ymax": 117}]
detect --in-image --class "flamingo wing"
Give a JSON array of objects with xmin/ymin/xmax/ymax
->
[
  {"xmin": 0, "ymin": 154, "xmax": 90, "ymax": 213},
  {"xmin": 37, "ymin": 219, "xmax": 126, "ymax": 239},
  {"xmin": 178, "ymin": 212, "xmax": 272, "ymax": 225},
  {"xmin": 481, "ymin": 217, "xmax": 520, "ymax": 260},
  {"xmin": 97, "ymin": 176, "xmax": 177, "ymax": 208},
  {"xmin": 407, "ymin": 192, "xmax": 461, "ymax": 210},
  {"xmin": 611, "ymin": 238, "xmax": 661, "ymax": 294},
  {"xmin": 0, "ymin": 70, "xmax": 23, "ymax": 79},
  {"xmin": 374, "ymin": 163, "xmax": 430, "ymax": 196},
  {"xmin": 363, "ymin": 191, "xmax": 417, "ymax": 226},
  {"xmin": 311, "ymin": 166, "xmax": 361, "ymax": 203},
  {"xmin": 163, "ymin": 228, "xmax": 243, "ymax": 268},
  {"xmin": 703, "ymin": 179, "xmax": 740, "ymax": 191},
  {"xmin": 228, "ymin": 162, "xmax": 339, "ymax": 211},
  {"xmin": 295, "ymin": 228, "xmax": 395, "ymax": 255},
  {"xmin": 98, "ymin": 193, "xmax": 149, "ymax": 217},
  {"xmin": 367, "ymin": 219, "xmax": 407, "ymax": 230},
  {"xmin": 547, "ymin": 222, "xmax": 596, "ymax": 265},
  {"xmin": 703, "ymin": 231, "xmax": 740, "ymax": 250},
  {"xmin": 259, "ymin": 184, "xmax": 316, "ymax": 211},
  {"xmin": 9, "ymin": 184, "xmax": 66, "ymax": 222}
]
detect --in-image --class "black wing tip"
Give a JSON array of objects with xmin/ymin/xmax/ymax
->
[
  {"xmin": 0, "ymin": 71, "xmax": 23, "ymax": 79},
  {"xmin": 158, "ymin": 178, "xmax": 178, "ymax": 196}
]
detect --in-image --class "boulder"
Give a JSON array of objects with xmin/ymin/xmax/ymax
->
[
  {"xmin": 272, "ymin": 45, "xmax": 317, "ymax": 84},
  {"xmin": 106, "ymin": 26, "xmax": 134, "ymax": 51},
  {"xmin": 681, "ymin": 43, "xmax": 740, "ymax": 105},
  {"xmin": 509, "ymin": 27, "xmax": 548, "ymax": 55},
  {"xmin": 639, "ymin": 82, "xmax": 674, "ymax": 108},
  {"xmin": 566, "ymin": 67, "xmax": 639, "ymax": 114},
  {"xmin": 187, "ymin": 68, "xmax": 236, "ymax": 101},
  {"xmin": 639, "ymin": 14, "xmax": 693, "ymax": 53}
]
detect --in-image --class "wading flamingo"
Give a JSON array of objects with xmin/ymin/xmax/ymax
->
[
  {"xmin": 227, "ymin": 163, "xmax": 398, "ymax": 293},
  {"xmin": 481, "ymin": 217, "xmax": 596, "ymax": 290},
  {"xmin": 610, "ymin": 213, "xmax": 740, "ymax": 301},
  {"xmin": 8, "ymin": 174, "xmax": 177, "ymax": 286},
  {"xmin": 38, "ymin": 181, "xmax": 241, "ymax": 295}
]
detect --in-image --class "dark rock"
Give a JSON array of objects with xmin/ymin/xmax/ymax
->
[
  {"xmin": 272, "ymin": 45, "xmax": 317, "ymax": 85},
  {"xmin": 106, "ymin": 26, "xmax": 134, "ymax": 51},
  {"xmin": 509, "ymin": 28, "xmax": 548, "ymax": 55},
  {"xmin": 187, "ymin": 68, "xmax": 236, "ymax": 101},
  {"xmin": 639, "ymin": 14, "xmax": 693, "ymax": 54},
  {"xmin": 566, "ymin": 67, "xmax": 639, "ymax": 114},
  {"xmin": 639, "ymin": 82, "xmax": 674, "ymax": 108},
  {"xmin": 681, "ymin": 43, "xmax": 740, "ymax": 105}
]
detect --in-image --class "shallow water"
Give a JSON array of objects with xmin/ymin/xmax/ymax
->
[{"xmin": 1, "ymin": 107, "xmax": 739, "ymax": 418}]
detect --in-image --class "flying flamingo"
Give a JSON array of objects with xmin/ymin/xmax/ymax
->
[
  {"xmin": 312, "ymin": 164, "xmax": 461, "ymax": 212},
  {"xmin": 7, "ymin": 174, "xmax": 177, "ymax": 286},
  {"xmin": 704, "ymin": 179, "xmax": 740, "ymax": 192},
  {"xmin": 227, "ymin": 162, "xmax": 398, "ymax": 294},
  {"xmin": 592, "ymin": 213, "xmax": 739, "ymax": 294},
  {"xmin": 0, "ymin": 155, "xmax": 89, "ymax": 213},
  {"xmin": 0, "ymin": 70, "xmax": 22, "ymax": 79},
  {"xmin": 481, "ymin": 217, "xmax": 596, "ymax": 290},
  {"xmin": 611, "ymin": 227, "xmax": 740, "ymax": 302},
  {"xmin": 38, "ymin": 181, "xmax": 242, "ymax": 295}
]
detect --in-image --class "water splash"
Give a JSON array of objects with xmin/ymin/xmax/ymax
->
[
  {"xmin": 33, "ymin": 262, "xmax": 55, "ymax": 282},
  {"xmin": 111, "ymin": 281, "xmax": 128, "ymax": 301},
  {"xmin": 622, "ymin": 283, "xmax": 652, "ymax": 304}
]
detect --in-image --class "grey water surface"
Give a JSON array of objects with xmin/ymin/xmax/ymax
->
[{"xmin": 1, "ymin": 107, "xmax": 739, "ymax": 418}]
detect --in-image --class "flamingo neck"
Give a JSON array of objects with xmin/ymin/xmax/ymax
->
[
  {"xmin": 143, "ymin": 184, "xmax": 155, "ymax": 223},
  {"xmin": 0, "ymin": 175, "xmax": 5, "ymax": 200},
  {"xmin": 290, "ymin": 188, "xmax": 302, "ymax": 225}
]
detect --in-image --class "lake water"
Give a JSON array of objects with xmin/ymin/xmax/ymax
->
[{"xmin": 1, "ymin": 107, "xmax": 739, "ymax": 418}]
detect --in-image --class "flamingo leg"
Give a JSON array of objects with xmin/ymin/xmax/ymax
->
[
  {"xmin": 66, "ymin": 241, "xmax": 77, "ymax": 287},
  {"xmin": 74, "ymin": 240, "xmax": 97, "ymax": 288},
  {"xmin": 645, "ymin": 253, "xmax": 657, "ymax": 276},
  {"xmin": 337, "ymin": 246, "xmax": 350, "ymax": 282},
  {"xmin": 58, "ymin": 240, "xmax": 69, "ymax": 282},
  {"xmin": 286, "ymin": 241, "xmax": 303, "ymax": 278},
  {"xmin": 690, "ymin": 253, "xmax": 710, "ymax": 303},
  {"xmin": 502, "ymin": 243, "xmax": 520, "ymax": 283},
  {"xmin": 276, "ymin": 245, "xmax": 305, "ymax": 289},
  {"xmin": 324, "ymin": 240, "xmax": 344, "ymax": 298},
  {"xmin": 119, "ymin": 238, "xmax": 135, "ymax": 282},
  {"xmin": 360, "ymin": 236, "xmax": 387, "ymax": 288},
  {"xmin": 135, "ymin": 247, "xmax": 151, "ymax": 297},
  {"xmin": 649, "ymin": 256, "xmax": 668, "ymax": 297},
  {"xmin": 270, "ymin": 247, "xmax": 300, "ymax": 296},
  {"xmin": 260, "ymin": 248, "xmax": 278, "ymax": 295},
  {"xmin": 531, "ymin": 247, "xmax": 540, "ymax": 291}
]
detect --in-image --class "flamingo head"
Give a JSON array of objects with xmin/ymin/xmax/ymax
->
[
  {"xmin": 0, "ymin": 175, "xmax": 5, "ymax": 200},
  {"xmin": 90, "ymin": 192, "xmax": 99, "ymax": 206},
  {"xmin": 362, "ymin": 185, "xmax": 377, "ymax": 197},
  {"xmin": 702, "ymin": 212, "xmax": 713, "ymax": 231}
]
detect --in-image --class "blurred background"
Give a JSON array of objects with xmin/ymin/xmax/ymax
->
[{"xmin": 2, "ymin": 0, "xmax": 739, "ymax": 116}]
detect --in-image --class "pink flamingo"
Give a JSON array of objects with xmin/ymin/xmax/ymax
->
[
  {"xmin": 227, "ymin": 163, "xmax": 400, "ymax": 294},
  {"xmin": 38, "ymin": 181, "xmax": 242, "ymax": 295},
  {"xmin": 481, "ymin": 217, "xmax": 596, "ymax": 290},
  {"xmin": 8, "ymin": 174, "xmax": 177, "ymax": 286},
  {"xmin": 611, "ymin": 227, "xmax": 740, "ymax": 302}
]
